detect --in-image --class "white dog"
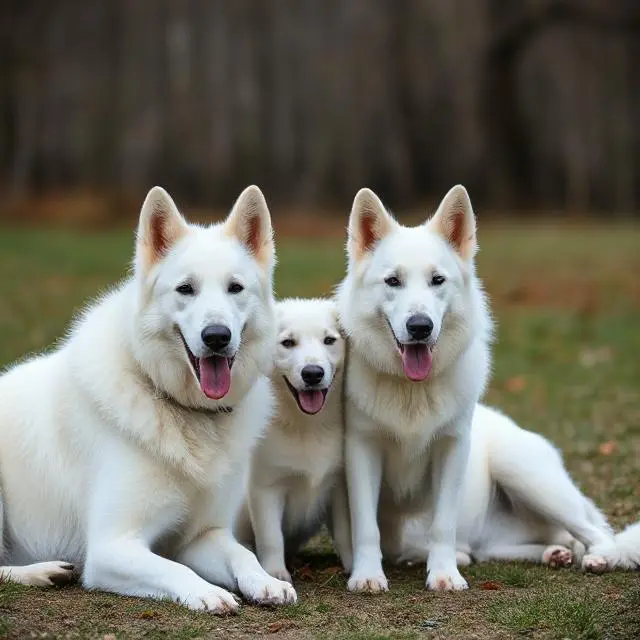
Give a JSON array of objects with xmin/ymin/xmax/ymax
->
[
  {"xmin": 400, "ymin": 404, "xmax": 640, "ymax": 574},
  {"xmin": 336, "ymin": 185, "xmax": 639, "ymax": 594},
  {"xmin": 236, "ymin": 298, "xmax": 351, "ymax": 582},
  {"xmin": 0, "ymin": 185, "xmax": 296, "ymax": 613}
]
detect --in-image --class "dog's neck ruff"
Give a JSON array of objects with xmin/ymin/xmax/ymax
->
[{"xmin": 153, "ymin": 388, "xmax": 234, "ymax": 416}]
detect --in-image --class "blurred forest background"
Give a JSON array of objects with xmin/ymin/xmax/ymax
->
[{"xmin": 1, "ymin": 0, "xmax": 639, "ymax": 222}]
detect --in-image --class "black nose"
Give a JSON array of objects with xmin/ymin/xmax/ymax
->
[
  {"xmin": 301, "ymin": 364, "xmax": 325, "ymax": 386},
  {"xmin": 406, "ymin": 314, "xmax": 433, "ymax": 341},
  {"xmin": 201, "ymin": 324, "xmax": 232, "ymax": 351}
]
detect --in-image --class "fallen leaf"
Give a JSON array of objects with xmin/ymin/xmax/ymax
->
[
  {"xmin": 140, "ymin": 610, "xmax": 158, "ymax": 619},
  {"xmin": 479, "ymin": 580, "xmax": 503, "ymax": 590},
  {"xmin": 296, "ymin": 564, "xmax": 314, "ymax": 581},
  {"xmin": 598, "ymin": 440, "xmax": 618, "ymax": 456},
  {"xmin": 324, "ymin": 566, "xmax": 342, "ymax": 575},
  {"xmin": 505, "ymin": 376, "xmax": 526, "ymax": 393}
]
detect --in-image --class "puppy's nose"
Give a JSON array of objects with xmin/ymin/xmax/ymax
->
[
  {"xmin": 301, "ymin": 364, "xmax": 324, "ymax": 386},
  {"xmin": 201, "ymin": 324, "xmax": 232, "ymax": 351},
  {"xmin": 406, "ymin": 314, "xmax": 433, "ymax": 341}
]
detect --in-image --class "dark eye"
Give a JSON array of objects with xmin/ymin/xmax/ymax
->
[
  {"xmin": 431, "ymin": 274, "xmax": 446, "ymax": 286},
  {"xmin": 324, "ymin": 336, "xmax": 337, "ymax": 346},
  {"xmin": 384, "ymin": 276, "xmax": 402, "ymax": 287},
  {"xmin": 176, "ymin": 282, "xmax": 195, "ymax": 295},
  {"xmin": 228, "ymin": 282, "xmax": 244, "ymax": 294},
  {"xmin": 281, "ymin": 338, "xmax": 296, "ymax": 348}
]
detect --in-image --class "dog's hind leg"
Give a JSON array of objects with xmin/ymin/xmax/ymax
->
[
  {"xmin": 488, "ymin": 427, "xmax": 613, "ymax": 570},
  {"xmin": 0, "ymin": 490, "xmax": 75, "ymax": 586},
  {"xmin": 474, "ymin": 543, "xmax": 572, "ymax": 567}
]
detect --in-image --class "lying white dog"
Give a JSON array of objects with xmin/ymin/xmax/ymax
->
[
  {"xmin": 236, "ymin": 298, "xmax": 351, "ymax": 582},
  {"xmin": 0, "ymin": 186, "xmax": 296, "ymax": 612},
  {"xmin": 337, "ymin": 185, "xmax": 639, "ymax": 593},
  {"xmin": 400, "ymin": 404, "xmax": 640, "ymax": 573}
]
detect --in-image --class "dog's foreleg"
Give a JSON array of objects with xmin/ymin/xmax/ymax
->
[
  {"xmin": 425, "ymin": 423, "xmax": 471, "ymax": 591},
  {"xmin": 345, "ymin": 414, "xmax": 387, "ymax": 593},
  {"xmin": 0, "ymin": 485, "xmax": 76, "ymax": 587},
  {"xmin": 329, "ymin": 476, "xmax": 353, "ymax": 573},
  {"xmin": 178, "ymin": 527, "xmax": 297, "ymax": 605},
  {"xmin": 248, "ymin": 485, "xmax": 290, "ymax": 583}
]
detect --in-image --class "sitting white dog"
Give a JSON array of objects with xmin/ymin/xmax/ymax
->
[{"xmin": 236, "ymin": 298, "xmax": 352, "ymax": 582}]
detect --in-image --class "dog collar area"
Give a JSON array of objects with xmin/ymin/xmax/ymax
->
[{"xmin": 154, "ymin": 390, "xmax": 233, "ymax": 417}]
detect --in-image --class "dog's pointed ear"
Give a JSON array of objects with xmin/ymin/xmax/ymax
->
[
  {"xmin": 136, "ymin": 186, "xmax": 188, "ymax": 273},
  {"xmin": 347, "ymin": 188, "xmax": 394, "ymax": 261},
  {"xmin": 225, "ymin": 185, "xmax": 274, "ymax": 269},
  {"xmin": 427, "ymin": 184, "xmax": 477, "ymax": 261}
]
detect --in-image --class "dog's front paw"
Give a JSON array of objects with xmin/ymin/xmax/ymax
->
[
  {"xmin": 347, "ymin": 573, "xmax": 389, "ymax": 593},
  {"xmin": 582, "ymin": 553, "xmax": 608, "ymax": 574},
  {"xmin": 238, "ymin": 573, "xmax": 297, "ymax": 605},
  {"xmin": 182, "ymin": 586, "xmax": 240, "ymax": 615},
  {"xmin": 426, "ymin": 569, "xmax": 468, "ymax": 591},
  {"xmin": 543, "ymin": 545, "xmax": 573, "ymax": 568}
]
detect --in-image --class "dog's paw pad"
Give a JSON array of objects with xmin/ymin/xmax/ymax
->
[
  {"xmin": 543, "ymin": 545, "xmax": 573, "ymax": 568},
  {"xmin": 184, "ymin": 588, "xmax": 240, "ymax": 614},
  {"xmin": 347, "ymin": 575, "xmax": 389, "ymax": 593},
  {"xmin": 240, "ymin": 575, "xmax": 297, "ymax": 606},
  {"xmin": 17, "ymin": 561, "xmax": 76, "ymax": 587},
  {"xmin": 426, "ymin": 570, "xmax": 468, "ymax": 591},
  {"xmin": 582, "ymin": 554, "xmax": 608, "ymax": 574}
]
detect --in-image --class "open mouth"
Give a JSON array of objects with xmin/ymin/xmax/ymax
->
[
  {"xmin": 179, "ymin": 332, "xmax": 235, "ymax": 400},
  {"xmin": 386, "ymin": 320, "xmax": 434, "ymax": 382},
  {"xmin": 283, "ymin": 376, "xmax": 329, "ymax": 415}
]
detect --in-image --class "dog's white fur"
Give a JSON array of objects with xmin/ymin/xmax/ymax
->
[
  {"xmin": 399, "ymin": 404, "xmax": 634, "ymax": 573},
  {"xmin": 337, "ymin": 185, "xmax": 490, "ymax": 592},
  {"xmin": 236, "ymin": 298, "xmax": 351, "ymax": 582},
  {"xmin": 0, "ymin": 186, "xmax": 296, "ymax": 612},
  {"xmin": 336, "ymin": 185, "xmax": 639, "ymax": 593}
]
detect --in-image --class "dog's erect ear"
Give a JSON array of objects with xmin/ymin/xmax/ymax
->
[
  {"xmin": 347, "ymin": 188, "xmax": 394, "ymax": 261},
  {"xmin": 225, "ymin": 185, "xmax": 274, "ymax": 269},
  {"xmin": 427, "ymin": 184, "xmax": 477, "ymax": 261},
  {"xmin": 136, "ymin": 186, "xmax": 188, "ymax": 273}
]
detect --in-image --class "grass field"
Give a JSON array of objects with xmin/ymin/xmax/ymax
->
[{"xmin": 0, "ymin": 221, "xmax": 639, "ymax": 639}]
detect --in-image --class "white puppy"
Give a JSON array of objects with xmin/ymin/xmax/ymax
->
[
  {"xmin": 0, "ymin": 186, "xmax": 296, "ymax": 612},
  {"xmin": 236, "ymin": 298, "xmax": 351, "ymax": 582}
]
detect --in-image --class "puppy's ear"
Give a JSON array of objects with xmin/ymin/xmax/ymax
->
[
  {"xmin": 347, "ymin": 188, "xmax": 395, "ymax": 262},
  {"xmin": 427, "ymin": 185, "xmax": 477, "ymax": 261},
  {"xmin": 136, "ymin": 186, "xmax": 188, "ymax": 274},
  {"xmin": 225, "ymin": 185, "xmax": 274, "ymax": 269}
]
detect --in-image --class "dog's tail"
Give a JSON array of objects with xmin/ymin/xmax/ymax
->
[{"xmin": 590, "ymin": 521, "xmax": 640, "ymax": 570}]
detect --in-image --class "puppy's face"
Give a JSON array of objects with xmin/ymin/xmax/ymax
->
[{"xmin": 274, "ymin": 299, "xmax": 345, "ymax": 415}]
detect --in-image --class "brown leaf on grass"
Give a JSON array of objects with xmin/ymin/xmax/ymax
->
[
  {"xmin": 267, "ymin": 620, "xmax": 296, "ymax": 633},
  {"xmin": 296, "ymin": 564, "xmax": 314, "ymax": 581},
  {"xmin": 139, "ymin": 610, "xmax": 159, "ymax": 620},
  {"xmin": 598, "ymin": 440, "xmax": 618, "ymax": 456},
  {"xmin": 479, "ymin": 581, "xmax": 503, "ymax": 590},
  {"xmin": 323, "ymin": 566, "xmax": 342, "ymax": 575},
  {"xmin": 505, "ymin": 376, "xmax": 526, "ymax": 393}
]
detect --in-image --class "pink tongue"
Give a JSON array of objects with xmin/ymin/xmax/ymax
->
[
  {"xmin": 297, "ymin": 390, "xmax": 326, "ymax": 415},
  {"xmin": 199, "ymin": 355, "xmax": 231, "ymax": 399},
  {"xmin": 401, "ymin": 344, "xmax": 433, "ymax": 381}
]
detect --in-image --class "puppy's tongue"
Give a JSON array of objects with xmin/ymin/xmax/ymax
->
[
  {"xmin": 401, "ymin": 344, "xmax": 433, "ymax": 381},
  {"xmin": 297, "ymin": 390, "xmax": 326, "ymax": 415},
  {"xmin": 199, "ymin": 355, "xmax": 231, "ymax": 399}
]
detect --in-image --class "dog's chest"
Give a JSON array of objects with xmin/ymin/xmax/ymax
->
[{"xmin": 271, "ymin": 426, "xmax": 342, "ymax": 489}]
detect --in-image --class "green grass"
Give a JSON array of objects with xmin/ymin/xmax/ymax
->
[{"xmin": 0, "ymin": 222, "xmax": 639, "ymax": 638}]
